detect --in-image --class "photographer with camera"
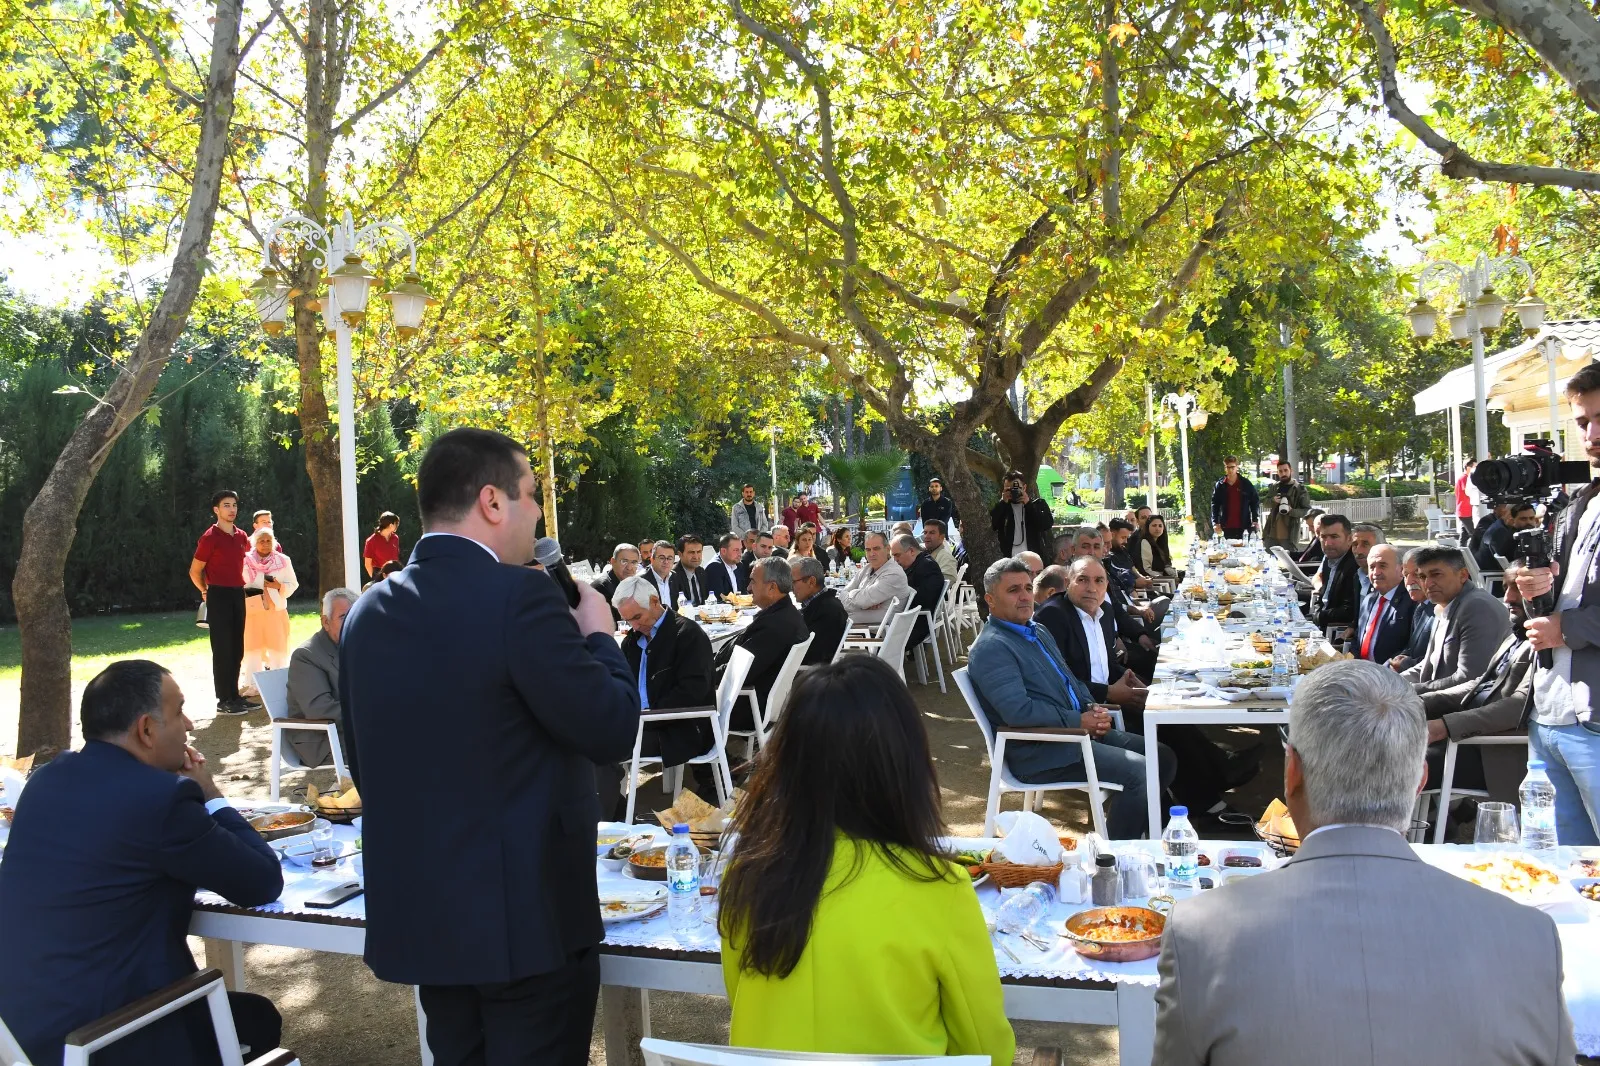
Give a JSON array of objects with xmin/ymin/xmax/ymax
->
[
  {"xmin": 1261, "ymin": 459, "xmax": 1311, "ymax": 551},
  {"xmin": 1507, "ymin": 363, "xmax": 1600, "ymax": 847},
  {"xmin": 990, "ymin": 469, "xmax": 1054, "ymax": 559}
]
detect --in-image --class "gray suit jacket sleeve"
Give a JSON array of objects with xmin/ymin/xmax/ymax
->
[
  {"xmin": 1153, "ymin": 924, "xmax": 1205, "ymax": 1066},
  {"xmin": 287, "ymin": 641, "xmax": 341, "ymax": 721}
]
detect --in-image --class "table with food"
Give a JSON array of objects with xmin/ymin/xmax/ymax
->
[
  {"xmin": 612, "ymin": 594, "xmax": 758, "ymax": 650},
  {"xmin": 184, "ymin": 797, "xmax": 1600, "ymax": 1066}
]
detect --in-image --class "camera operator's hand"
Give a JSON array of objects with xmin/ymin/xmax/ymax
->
[
  {"xmin": 1526, "ymin": 613, "xmax": 1566, "ymax": 652},
  {"xmin": 1513, "ymin": 560, "xmax": 1559, "ymax": 602}
]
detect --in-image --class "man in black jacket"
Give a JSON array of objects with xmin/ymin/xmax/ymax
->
[
  {"xmin": 990, "ymin": 469, "xmax": 1054, "ymax": 558},
  {"xmin": 919, "ymin": 476, "xmax": 960, "ymax": 527},
  {"xmin": 1351, "ymin": 545, "xmax": 1416, "ymax": 665},
  {"xmin": 1310, "ymin": 514, "xmax": 1361, "ymax": 634},
  {"xmin": 615, "ymin": 575, "xmax": 716, "ymax": 769},
  {"xmin": 669, "ymin": 534, "xmax": 708, "ymax": 607},
  {"xmin": 792, "ymin": 556, "xmax": 850, "ymax": 664},
  {"xmin": 591, "ymin": 542, "xmax": 640, "ymax": 622},
  {"xmin": 703, "ymin": 532, "xmax": 751, "ymax": 597},
  {"xmin": 1209, "ymin": 456, "xmax": 1260, "ymax": 539},
  {"xmin": 715, "ymin": 557, "xmax": 810, "ymax": 731},
  {"xmin": 1033, "ymin": 563, "xmax": 1147, "ymax": 712},
  {"xmin": 891, "ymin": 532, "xmax": 947, "ymax": 647},
  {"xmin": 1388, "ymin": 548, "xmax": 1435, "ymax": 672},
  {"xmin": 1072, "ymin": 527, "xmax": 1160, "ymax": 680},
  {"xmin": 340, "ymin": 428, "xmax": 640, "ymax": 1066}
]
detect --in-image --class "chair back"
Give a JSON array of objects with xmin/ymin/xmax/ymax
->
[
  {"xmin": 956, "ymin": 561, "xmax": 968, "ymax": 585},
  {"xmin": 759, "ymin": 635, "xmax": 815, "ymax": 741},
  {"xmin": 828, "ymin": 623, "xmax": 852, "ymax": 663},
  {"xmin": 0, "ymin": 1011, "xmax": 30, "ymax": 1065},
  {"xmin": 871, "ymin": 596, "xmax": 902, "ymax": 639},
  {"xmin": 1460, "ymin": 546, "xmax": 1488, "ymax": 588},
  {"xmin": 874, "ymin": 609, "xmax": 920, "ymax": 680},
  {"xmin": 1269, "ymin": 547, "xmax": 1313, "ymax": 587},
  {"xmin": 716, "ymin": 647, "xmax": 757, "ymax": 739},
  {"xmin": 951, "ymin": 667, "xmax": 997, "ymax": 761},
  {"xmin": 253, "ymin": 668, "xmax": 292, "ymax": 722},
  {"xmin": 641, "ymin": 1038, "xmax": 988, "ymax": 1066}
]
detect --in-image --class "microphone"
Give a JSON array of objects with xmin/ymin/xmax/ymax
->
[{"xmin": 534, "ymin": 537, "xmax": 581, "ymax": 608}]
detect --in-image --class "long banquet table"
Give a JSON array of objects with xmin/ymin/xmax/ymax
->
[{"xmin": 190, "ymin": 821, "xmax": 1600, "ymax": 1065}]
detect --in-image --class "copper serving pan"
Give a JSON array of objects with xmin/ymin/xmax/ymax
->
[{"xmin": 1060, "ymin": 897, "xmax": 1173, "ymax": 963}]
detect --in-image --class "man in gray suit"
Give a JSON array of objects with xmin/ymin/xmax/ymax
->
[
  {"xmin": 285, "ymin": 587, "xmax": 357, "ymax": 765},
  {"xmin": 1154, "ymin": 660, "xmax": 1576, "ymax": 1066},
  {"xmin": 1401, "ymin": 545, "xmax": 1510, "ymax": 693}
]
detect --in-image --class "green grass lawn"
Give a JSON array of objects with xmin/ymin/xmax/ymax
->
[{"xmin": 0, "ymin": 605, "xmax": 324, "ymax": 682}]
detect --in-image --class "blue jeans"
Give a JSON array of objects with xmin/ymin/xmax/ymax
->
[
  {"xmin": 1018, "ymin": 729, "xmax": 1176, "ymax": 839},
  {"xmin": 1529, "ymin": 722, "xmax": 1600, "ymax": 846}
]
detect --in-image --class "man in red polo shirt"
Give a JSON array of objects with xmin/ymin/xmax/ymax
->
[{"xmin": 188, "ymin": 489, "xmax": 257, "ymax": 714}]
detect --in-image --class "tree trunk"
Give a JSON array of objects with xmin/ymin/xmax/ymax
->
[
  {"xmin": 931, "ymin": 433, "xmax": 1002, "ymax": 602},
  {"xmin": 1104, "ymin": 451, "xmax": 1127, "ymax": 510},
  {"xmin": 11, "ymin": 0, "xmax": 244, "ymax": 757}
]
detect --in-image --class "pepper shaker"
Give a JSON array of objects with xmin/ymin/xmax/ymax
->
[{"xmin": 1091, "ymin": 852, "xmax": 1121, "ymax": 906}]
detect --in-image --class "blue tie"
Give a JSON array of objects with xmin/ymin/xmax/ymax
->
[{"xmin": 636, "ymin": 633, "xmax": 651, "ymax": 709}]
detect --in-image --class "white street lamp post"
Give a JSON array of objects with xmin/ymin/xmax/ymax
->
[
  {"xmin": 769, "ymin": 426, "xmax": 780, "ymax": 524},
  {"xmin": 1279, "ymin": 321, "xmax": 1299, "ymax": 473},
  {"xmin": 251, "ymin": 208, "xmax": 434, "ymax": 590},
  {"xmin": 1144, "ymin": 382, "xmax": 1159, "ymax": 510},
  {"xmin": 1407, "ymin": 252, "xmax": 1542, "ymax": 463},
  {"xmin": 1162, "ymin": 391, "xmax": 1206, "ymax": 537}
]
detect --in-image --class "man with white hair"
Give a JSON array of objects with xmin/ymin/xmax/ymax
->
[
  {"xmin": 1154, "ymin": 660, "xmax": 1575, "ymax": 1065},
  {"xmin": 841, "ymin": 530, "xmax": 910, "ymax": 625},
  {"xmin": 285, "ymin": 587, "xmax": 359, "ymax": 766}
]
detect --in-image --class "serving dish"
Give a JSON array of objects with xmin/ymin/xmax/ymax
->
[{"xmin": 1061, "ymin": 899, "xmax": 1173, "ymax": 962}]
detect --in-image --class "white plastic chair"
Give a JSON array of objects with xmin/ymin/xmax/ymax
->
[
  {"xmin": 0, "ymin": 969, "xmax": 300, "ymax": 1066},
  {"xmin": 1425, "ymin": 506, "xmax": 1459, "ymax": 539},
  {"xmin": 911, "ymin": 581, "xmax": 950, "ymax": 693},
  {"xmin": 938, "ymin": 581, "xmax": 965, "ymax": 659},
  {"xmin": 254, "ymin": 668, "xmax": 347, "ymax": 803},
  {"xmin": 1269, "ymin": 547, "xmax": 1315, "ymax": 589},
  {"xmin": 845, "ymin": 596, "xmax": 901, "ymax": 641},
  {"xmin": 641, "ymin": 1039, "xmax": 991, "ymax": 1066},
  {"xmin": 845, "ymin": 609, "xmax": 920, "ymax": 682},
  {"xmin": 826, "ymin": 623, "xmax": 853, "ymax": 663},
  {"xmin": 952, "ymin": 667, "xmax": 1122, "ymax": 837},
  {"xmin": 1425, "ymin": 733, "xmax": 1531, "ymax": 844},
  {"xmin": 728, "ymin": 635, "xmax": 815, "ymax": 758},
  {"xmin": 625, "ymin": 647, "xmax": 751, "ymax": 824}
]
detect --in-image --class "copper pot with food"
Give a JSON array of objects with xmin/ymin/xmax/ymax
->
[{"xmin": 1060, "ymin": 897, "xmax": 1173, "ymax": 963}]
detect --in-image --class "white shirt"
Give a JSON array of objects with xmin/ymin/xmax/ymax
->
[
  {"xmin": 1302, "ymin": 822, "xmax": 1406, "ymax": 843},
  {"xmin": 417, "ymin": 531, "xmax": 500, "ymax": 562},
  {"xmin": 1010, "ymin": 503, "xmax": 1027, "ymax": 556},
  {"xmin": 1074, "ymin": 604, "xmax": 1110, "ymax": 685},
  {"xmin": 652, "ymin": 568, "xmax": 674, "ymax": 604},
  {"xmin": 1533, "ymin": 496, "xmax": 1600, "ymax": 726}
]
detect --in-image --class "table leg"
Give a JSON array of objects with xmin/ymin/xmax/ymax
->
[
  {"xmin": 601, "ymin": 983, "xmax": 646, "ymax": 1066},
  {"xmin": 203, "ymin": 938, "xmax": 246, "ymax": 993},
  {"xmin": 413, "ymin": 987, "xmax": 434, "ymax": 1066},
  {"xmin": 1145, "ymin": 716, "xmax": 1162, "ymax": 840},
  {"xmin": 1116, "ymin": 982, "xmax": 1157, "ymax": 1066}
]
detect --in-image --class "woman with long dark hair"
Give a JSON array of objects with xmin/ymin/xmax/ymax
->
[
  {"xmin": 718, "ymin": 656, "xmax": 1013, "ymax": 1060},
  {"xmin": 363, "ymin": 511, "xmax": 402, "ymax": 577},
  {"xmin": 1140, "ymin": 513, "xmax": 1181, "ymax": 581},
  {"xmin": 826, "ymin": 526, "xmax": 854, "ymax": 568}
]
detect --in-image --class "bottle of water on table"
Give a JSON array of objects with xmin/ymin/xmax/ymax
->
[
  {"xmin": 1163, "ymin": 806, "xmax": 1200, "ymax": 897},
  {"xmin": 1519, "ymin": 759, "xmax": 1558, "ymax": 856},
  {"xmin": 1272, "ymin": 635, "xmax": 1295, "ymax": 681},
  {"xmin": 666, "ymin": 823, "xmax": 702, "ymax": 943}
]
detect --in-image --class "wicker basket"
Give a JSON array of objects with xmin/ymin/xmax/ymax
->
[{"xmin": 979, "ymin": 860, "xmax": 1065, "ymax": 889}]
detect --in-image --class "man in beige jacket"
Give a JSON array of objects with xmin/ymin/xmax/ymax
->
[{"xmin": 840, "ymin": 530, "xmax": 909, "ymax": 625}]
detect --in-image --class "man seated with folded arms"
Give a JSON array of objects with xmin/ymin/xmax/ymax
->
[
  {"xmin": 841, "ymin": 531, "xmax": 910, "ymax": 625},
  {"xmin": 792, "ymin": 556, "xmax": 851, "ymax": 665},
  {"xmin": 1401, "ymin": 545, "xmax": 1510, "ymax": 694},
  {"xmin": 1154, "ymin": 660, "xmax": 1574, "ymax": 1065},
  {"xmin": 592, "ymin": 542, "xmax": 641, "ymax": 622},
  {"xmin": 0, "ymin": 661, "xmax": 284, "ymax": 1066},
  {"xmin": 890, "ymin": 533, "xmax": 947, "ymax": 647},
  {"xmin": 967, "ymin": 558, "xmax": 1174, "ymax": 838}
]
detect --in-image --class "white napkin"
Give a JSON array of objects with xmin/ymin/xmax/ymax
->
[
  {"xmin": 0, "ymin": 766, "xmax": 26, "ymax": 807},
  {"xmin": 992, "ymin": 811, "xmax": 1064, "ymax": 865}
]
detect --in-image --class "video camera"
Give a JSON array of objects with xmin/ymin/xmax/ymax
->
[{"xmin": 1470, "ymin": 439, "xmax": 1589, "ymax": 503}]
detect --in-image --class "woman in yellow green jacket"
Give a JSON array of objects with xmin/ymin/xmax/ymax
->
[{"xmin": 718, "ymin": 656, "xmax": 1015, "ymax": 1064}]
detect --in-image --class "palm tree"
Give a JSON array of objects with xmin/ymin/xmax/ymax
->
[{"xmin": 819, "ymin": 450, "xmax": 908, "ymax": 531}]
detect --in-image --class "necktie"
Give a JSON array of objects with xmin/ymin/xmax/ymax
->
[
  {"xmin": 689, "ymin": 572, "xmax": 699, "ymax": 603},
  {"xmin": 1361, "ymin": 594, "xmax": 1387, "ymax": 659}
]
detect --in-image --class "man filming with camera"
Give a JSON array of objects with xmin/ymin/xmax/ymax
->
[
  {"xmin": 1508, "ymin": 362, "xmax": 1600, "ymax": 847},
  {"xmin": 991, "ymin": 469, "xmax": 1054, "ymax": 560}
]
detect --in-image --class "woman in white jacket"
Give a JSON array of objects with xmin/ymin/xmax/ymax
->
[{"xmin": 241, "ymin": 526, "xmax": 299, "ymax": 681}]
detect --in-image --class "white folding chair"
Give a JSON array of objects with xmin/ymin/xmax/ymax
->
[
  {"xmin": 1425, "ymin": 506, "xmax": 1459, "ymax": 539},
  {"xmin": 911, "ymin": 581, "xmax": 949, "ymax": 693},
  {"xmin": 845, "ymin": 596, "xmax": 901, "ymax": 641},
  {"xmin": 729, "ymin": 635, "xmax": 815, "ymax": 758},
  {"xmin": 254, "ymin": 668, "xmax": 347, "ymax": 803},
  {"xmin": 10, "ymin": 969, "xmax": 302, "ymax": 1066},
  {"xmin": 1426, "ymin": 733, "xmax": 1531, "ymax": 844},
  {"xmin": 846, "ymin": 609, "xmax": 920, "ymax": 682},
  {"xmin": 952, "ymin": 667, "xmax": 1122, "ymax": 837},
  {"xmin": 624, "ymin": 647, "xmax": 751, "ymax": 824},
  {"xmin": 1460, "ymin": 548, "xmax": 1492, "ymax": 590},
  {"xmin": 826, "ymin": 623, "xmax": 853, "ymax": 663},
  {"xmin": 938, "ymin": 581, "xmax": 964, "ymax": 659},
  {"xmin": 642, "ymin": 1038, "xmax": 991, "ymax": 1066}
]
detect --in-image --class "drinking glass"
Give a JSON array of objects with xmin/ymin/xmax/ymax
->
[
  {"xmin": 1474, "ymin": 802, "xmax": 1519, "ymax": 852},
  {"xmin": 309, "ymin": 818, "xmax": 337, "ymax": 867}
]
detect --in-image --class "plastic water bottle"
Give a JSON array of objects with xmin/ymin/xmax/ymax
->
[
  {"xmin": 666, "ymin": 824, "xmax": 702, "ymax": 943},
  {"xmin": 1162, "ymin": 807, "xmax": 1200, "ymax": 896},
  {"xmin": 1519, "ymin": 759, "xmax": 1559, "ymax": 856},
  {"xmin": 996, "ymin": 881, "xmax": 1054, "ymax": 935},
  {"xmin": 1272, "ymin": 635, "xmax": 1295, "ymax": 680},
  {"xmin": 676, "ymin": 592, "xmax": 692, "ymax": 615}
]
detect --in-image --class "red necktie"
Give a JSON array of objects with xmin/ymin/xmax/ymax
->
[{"xmin": 1361, "ymin": 594, "xmax": 1387, "ymax": 659}]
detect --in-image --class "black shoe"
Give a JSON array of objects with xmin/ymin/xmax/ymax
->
[
  {"xmin": 215, "ymin": 699, "xmax": 251, "ymax": 716},
  {"xmin": 240, "ymin": 692, "xmax": 263, "ymax": 708}
]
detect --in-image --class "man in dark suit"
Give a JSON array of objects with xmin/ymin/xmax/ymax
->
[
  {"xmin": 1388, "ymin": 548, "xmax": 1435, "ymax": 673},
  {"xmin": 613, "ymin": 574, "xmax": 718, "ymax": 803},
  {"xmin": 890, "ymin": 532, "xmax": 947, "ymax": 647},
  {"xmin": 669, "ymin": 534, "xmax": 708, "ymax": 607},
  {"xmin": 714, "ymin": 557, "xmax": 810, "ymax": 731},
  {"xmin": 591, "ymin": 542, "xmax": 641, "ymax": 622},
  {"xmin": 0, "ymin": 660, "xmax": 283, "ymax": 1066},
  {"xmin": 1351, "ymin": 544, "xmax": 1415, "ymax": 665},
  {"xmin": 340, "ymin": 428, "xmax": 640, "ymax": 1066},
  {"xmin": 1072, "ymin": 527, "xmax": 1160, "ymax": 681},
  {"xmin": 792, "ymin": 555, "xmax": 850, "ymax": 664},
  {"xmin": 704, "ymin": 532, "xmax": 751, "ymax": 597},
  {"xmin": 1033, "ymin": 563, "xmax": 1145, "ymax": 710},
  {"xmin": 1309, "ymin": 514, "xmax": 1361, "ymax": 634}
]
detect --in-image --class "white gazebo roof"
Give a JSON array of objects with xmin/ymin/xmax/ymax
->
[{"xmin": 1412, "ymin": 320, "xmax": 1600, "ymax": 416}]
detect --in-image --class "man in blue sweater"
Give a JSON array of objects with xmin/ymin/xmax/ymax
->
[{"xmin": 967, "ymin": 557, "xmax": 1174, "ymax": 838}]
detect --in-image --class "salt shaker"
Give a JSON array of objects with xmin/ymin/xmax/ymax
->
[
  {"xmin": 1091, "ymin": 853, "xmax": 1121, "ymax": 906},
  {"xmin": 1057, "ymin": 854, "xmax": 1089, "ymax": 905}
]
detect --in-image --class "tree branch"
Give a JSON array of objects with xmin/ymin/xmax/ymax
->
[
  {"xmin": 1348, "ymin": 0, "xmax": 1600, "ymax": 191},
  {"xmin": 333, "ymin": 0, "xmax": 489, "ymax": 136},
  {"xmin": 112, "ymin": 0, "xmax": 202, "ymax": 108}
]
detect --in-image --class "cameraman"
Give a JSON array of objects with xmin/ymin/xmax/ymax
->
[
  {"xmin": 990, "ymin": 469, "xmax": 1053, "ymax": 559},
  {"xmin": 1512, "ymin": 363, "xmax": 1600, "ymax": 847},
  {"xmin": 1261, "ymin": 459, "xmax": 1311, "ymax": 552}
]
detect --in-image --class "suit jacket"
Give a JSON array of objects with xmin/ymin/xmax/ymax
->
[
  {"xmin": 1401, "ymin": 584, "xmax": 1511, "ymax": 694},
  {"xmin": 1546, "ymin": 479, "xmax": 1600, "ymax": 717},
  {"xmin": 1153, "ymin": 825, "xmax": 1575, "ymax": 1066},
  {"xmin": 1104, "ymin": 548, "xmax": 1139, "ymax": 593},
  {"xmin": 340, "ymin": 533, "xmax": 641, "ymax": 986},
  {"xmin": 730, "ymin": 500, "xmax": 771, "ymax": 536},
  {"xmin": 903, "ymin": 551, "xmax": 946, "ymax": 645},
  {"xmin": 591, "ymin": 568, "xmax": 623, "ymax": 622},
  {"xmin": 1421, "ymin": 634, "xmax": 1534, "ymax": 804},
  {"xmin": 286, "ymin": 627, "xmax": 343, "ymax": 766},
  {"xmin": 1035, "ymin": 593, "xmax": 1118, "ymax": 703},
  {"xmin": 989, "ymin": 497, "xmax": 1054, "ymax": 558},
  {"xmin": 703, "ymin": 557, "xmax": 751, "ymax": 598},
  {"xmin": 1310, "ymin": 551, "xmax": 1360, "ymax": 629},
  {"xmin": 1393, "ymin": 597, "xmax": 1435, "ymax": 669},
  {"xmin": 669, "ymin": 564, "xmax": 708, "ymax": 607},
  {"xmin": 800, "ymin": 588, "xmax": 851, "ymax": 664},
  {"xmin": 1350, "ymin": 586, "xmax": 1416, "ymax": 666},
  {"xmin": 841, "ymin": 557, "xmax": 911, "ymax": 624},
  {"xmin": 623, "ymin": 610, "xmax": 716, "ymax": 766},
  {"xmin": 966, "ymin": 619, "xmax": 1099, "ymax": 781},
  {"xmin": 0, "ymin": 742, "xmax": 282, "ymax": 1066},
  {"xmin": 1475, "ymin": 518, "xmax": 1512, "ymax": 572},
  {"xmin": 715, "ymin": 596, "xmax": 809, "ymax": 721}
]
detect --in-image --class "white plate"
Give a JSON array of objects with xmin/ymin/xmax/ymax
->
[
  {"xmin": 970, "ymin": 873, "xmax": 990, "ymax": 889},
  {"xmin": 600, "ymin": 886, "xmax": 668, "ymax": 924}
]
